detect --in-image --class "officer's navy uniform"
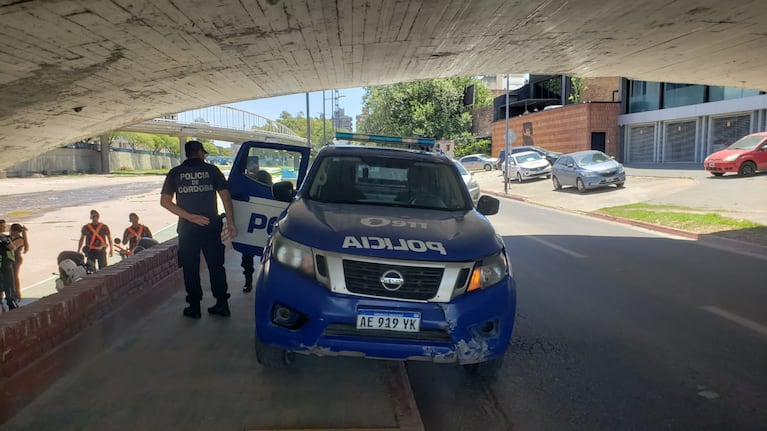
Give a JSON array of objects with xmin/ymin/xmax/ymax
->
[{"xmin": 162, "ymin": 157, "xmax": 230, "ymax": 311}]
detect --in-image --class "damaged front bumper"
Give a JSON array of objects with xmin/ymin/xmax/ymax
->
[{"xmin": 255, "ymin": 260, "xmax": 517, "ymax": 364}]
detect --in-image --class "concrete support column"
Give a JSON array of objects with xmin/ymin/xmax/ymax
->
[
  {"xmin": 99, "ymin": 135, "xmax": 110, "ymax": 173},
  {"xmin": 178, "ymin": 136, "xmax": 186, "ymax": 165}
]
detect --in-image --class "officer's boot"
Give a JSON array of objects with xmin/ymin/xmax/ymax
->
[
  {"xmin": 208, "ymin": 298, "xmax": 231, "ymax": 317},
  {"xmin": 243, "ymin": 271, "xmax": 253, "ymax": 293},
  {"xmin": 183, "ymin": 302, "xmax": 201, "ymax": 319}
]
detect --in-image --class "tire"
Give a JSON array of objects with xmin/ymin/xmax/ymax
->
[
  {"xmin": 255, "ymin": 335, "xmax": 293, "ymax": 368},
  {"xmin": 516, "ymin": 172, "xmax": 523, "ymax": 183},
  {"xmin": 738, "ymin": 161, "xmax": 756, "ymax": 177},
  {"xmin": 463, "ymin": 355, "xmax": 505, "ymax": 379},
  {"xmin": 616, "ymin": 182, "xmax": 625, "ymax": 188},
  {"xmin": 484, "ymin": 164, "xmax": 492, "ymax": 171},
  {"xmin": 712, "ymin": 172, "xmax": 724, "ymax": 177},
  {"xmin": 576, "ymin": 178, "xmax": 587, "ymax": 193},
  {"xmin": 552, "ymin": 175, "xmax": 562, "ymax": 190}
]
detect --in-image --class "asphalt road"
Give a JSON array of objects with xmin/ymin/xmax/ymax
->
[
  {"xmin": 3, "ymin": 173, "xmax": 765, "ymax": 430},
  {"xmin": 410, "ymin": 199, "xmax": 767, "ymax": 431}
]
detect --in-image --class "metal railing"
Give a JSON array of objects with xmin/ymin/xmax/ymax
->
[
  {"xmin": 123, "ymin": 105, "xmax": 307, "ymax": 145},
  {"xmin": 171, "ymin": 105, "xmax": 298, "ymax": 137}
]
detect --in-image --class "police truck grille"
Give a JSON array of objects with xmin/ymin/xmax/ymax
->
[{"xmin": 342, "ymin": 260, "xmax": 443, "ymax": 300}]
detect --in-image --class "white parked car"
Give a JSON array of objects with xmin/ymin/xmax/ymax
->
[
  {"xmin": 459, "ymin": 154, "xmax": 498, "ymax": 172},
  {"xmin": 505, "ymin": 151, "xmax": 552, "ymax": 182},
  {"xmin": 453, "ymin": 159, "xmax": 480, "ymax": 205}
]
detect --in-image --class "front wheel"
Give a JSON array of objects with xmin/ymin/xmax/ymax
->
[
  {"xmin": 576, "ymin": 178, "xmax": 587, "ymax": 193},
  {"xmin": 552, "ymin": 175, "xmax": 562, "ymax": 190},
  {"xmin": 616, "ymin": 182, "xmax": 625, "ymax": 188},
  {"xmin": 255, "ymin": 335, "xmax": 293, "ymax": 368},
  {"xmin": 483, "ymin": 164, "xmax": 492, "ymax": 171},
  {"xmin": 516, "ymin": 172, "xmax": 523, "ymax": 183},
  {"xmin": 738, "ymin": 161, "xmax": 756, "ymax": 177}
]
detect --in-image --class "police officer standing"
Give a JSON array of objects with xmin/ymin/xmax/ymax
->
[{"xmin": 161, "ymin": 140, "xmax": 237, "ymax": 319}]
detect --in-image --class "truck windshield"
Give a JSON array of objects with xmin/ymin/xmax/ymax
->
[{"xmin": 306, "ymin": 155, "xmax": 471, "ymax": 210}]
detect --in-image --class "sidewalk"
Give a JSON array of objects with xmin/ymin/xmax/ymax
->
[{"xmin": 470, "ymin": 167, "xmax": 767, "ymax": 258}]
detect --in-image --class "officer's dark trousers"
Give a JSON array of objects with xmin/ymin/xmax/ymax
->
[{"xmin": 177, "ymin": 220, "xmax": 229, "ymax": 305}]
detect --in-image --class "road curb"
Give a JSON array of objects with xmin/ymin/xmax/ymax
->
[{"xmin": 482, "ymin": 189, "xmax": 767, "ymax": 259}]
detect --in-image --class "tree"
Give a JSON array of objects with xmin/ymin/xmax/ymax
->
[
  {"xmin": 454, "ymin": 135, "xmax": 492, "ymax": 158},
  {"xmin": 358, "ymin": 77, "xmax": 491, "ymax": 140},
  {"xmin": 568, "ymin": 77, "xmax": 587, "ymax": 103},
  {"xmin": 275, "ymin": 111, "xmax": 333, "ymax": 147}
]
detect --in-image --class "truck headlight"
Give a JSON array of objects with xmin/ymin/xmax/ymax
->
[
  {"xmin": 467, "ymin": 252, "xmax": 508, "ymax": 292},
  {"xmin": 272, "ymin": 231, "xmax": 315, "ymax": 278}
]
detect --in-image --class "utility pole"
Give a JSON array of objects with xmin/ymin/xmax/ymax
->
[
  {"xmin": 322, "ymin": 90, "xmax": 326, "ymax": 145},
  {"xmin": 306, "ymin": 92, "xmax": 311, "ymax": 147},
  {"xmin": 504, "ymin": 74, "xmax": 510, "ymax": 194}
]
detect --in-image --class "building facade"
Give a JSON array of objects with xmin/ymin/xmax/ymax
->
[
  {"xmin": 618, "ymin": 80, "xmax": 766, "ymax": 164},
  {"xmin": 490, "ymin": 76, "xmax": 622, "ymax": 158}
]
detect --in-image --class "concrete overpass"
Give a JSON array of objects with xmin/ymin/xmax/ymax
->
[
  {"xmin": 1, "ymin": 0, "xmax": 767, "ymax": 170},
  {"xmin": 122, "ymin": 105, "xmax": 306, "ymax": 145}
]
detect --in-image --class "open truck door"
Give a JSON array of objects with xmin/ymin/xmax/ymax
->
[{"xmin": 228, "ymin": 141, "xmax": 311, "ymax": 257}]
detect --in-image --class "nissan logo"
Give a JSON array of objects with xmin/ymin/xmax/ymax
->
[{"xmin": 380, "ymin": 270, "xmax": 405, "ymax": 291}]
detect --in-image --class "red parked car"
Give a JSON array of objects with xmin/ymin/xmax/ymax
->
[{"xmin": 704, "ymin": 132, "xmax": 767, "ymax": 177}]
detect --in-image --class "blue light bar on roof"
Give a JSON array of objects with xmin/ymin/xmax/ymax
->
[{"xmin": 335, "ymin": 132, "xmax": 435, "ymax": 147}]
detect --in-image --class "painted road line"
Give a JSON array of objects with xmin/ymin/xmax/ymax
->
[
  {"xmin": 527, "ymin": 236, "xmax": 586, "ymax": 259},
  {"xmin": 701, "ymin": 305, "xmax": 767, "ymax": 337}
]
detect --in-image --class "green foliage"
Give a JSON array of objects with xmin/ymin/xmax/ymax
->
[
  {"xmin": 358, "ymin": 77, "xmax": 490, "ymax": 140},
  {"xmin": 454, "ymin": 136, "xmax": 492, "ymax": 158},
  {"xmin": 276, "ymin": 111, "xmax": 333, "ymax": 147},
  {"xmin": 569, "ymin": 77, "xmax": 587, "ymax": 103}
]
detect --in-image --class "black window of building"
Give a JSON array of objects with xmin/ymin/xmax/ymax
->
[{"xmin": 628, "ymin": 81, "xmax": 661, "ymax": 113}]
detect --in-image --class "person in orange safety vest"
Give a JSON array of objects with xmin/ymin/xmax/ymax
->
[
  {"xmin": 122, "ymin": 212, "xmax": 153, "ymax": 255},
  {"xmin": 77, "ymin": 209, "xmax": 113, "ymax": 270}
]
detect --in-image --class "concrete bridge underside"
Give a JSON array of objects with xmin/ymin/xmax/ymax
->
[{"xmin": 1, "ymin": 0, "xmax": 766, "ymax": 169}]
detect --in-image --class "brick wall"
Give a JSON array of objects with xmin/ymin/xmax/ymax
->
[
  {"xmin": 0, "ymin": 240, "xmax": 182, "ymax": 422},
  {"xmin": 582, "ymin": 77, "xmax": 622, "ymax": 102},
  {"xmin": 491, "ymin": 102, "xmax": 620, "ymax": 157}
]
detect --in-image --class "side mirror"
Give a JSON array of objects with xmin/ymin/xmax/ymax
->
[
  {"xmin": 567, "ymin": 163, "xmax": 575, "ymax": 168},
  {"xmin": 476, "ymin": 195, "xmax": 499, "ymax": 216},
  {"xmin": 272, "ymin": 181, "xmax": 295, "ymax": 203}
]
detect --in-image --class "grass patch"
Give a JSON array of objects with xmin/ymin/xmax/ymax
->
[
  {"xmin": 110, "ymin": 169, "xmax": 169, "ymax": 175},
  {"xmin": 5, "ymin": 210, "xmax": 35, "ymax": 217},
  {"xmin": 598, "ymin": 203, "xmax": 767, "ymax": 247},
  {"xmin": 598, "ymin": 203, "xmax": 762, "ymax": 233}
]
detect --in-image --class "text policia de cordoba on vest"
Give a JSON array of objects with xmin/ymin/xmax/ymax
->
[{"xmin": 177, "ymin": 171, "xmax": 215, "ymax": 194}]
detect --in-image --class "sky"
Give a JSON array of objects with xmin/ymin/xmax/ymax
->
[{"xmin": 226, "ymin": 87, "xmax": 366, "ymax": 131}]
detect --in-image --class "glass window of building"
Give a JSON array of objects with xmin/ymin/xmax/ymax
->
[
  {"xmin": 708, "ymin": 86, "xmax": 761, "ymax": 102},
  {"xmin": 663, "ymin": 83, "xmax": 705, "ymax": 108},
  {"xmin": 628, "ymin": 81, "xmax": 661, "ymax": 113}
]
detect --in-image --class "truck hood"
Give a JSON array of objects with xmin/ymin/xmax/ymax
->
[{"xmin": 277, "ymin": 199, "xmax": 504, "ymax": 261}]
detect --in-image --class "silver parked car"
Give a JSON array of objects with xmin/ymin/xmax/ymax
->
[
  {"xmin": 453, "ymin": 159, "xmax": 480, "ymax": 205},
  {"xmin": 459, "ymin": 154, "xmax": 498, "ymax": 172},
  {"xmin": 551, "ymin": 150, "xmax": 626, "ymax": 193},
  {"xmin": 505, "ymin": 151, "xmax": 552, "ymax": 182}
]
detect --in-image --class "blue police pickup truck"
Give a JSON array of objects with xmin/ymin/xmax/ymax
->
[{"xmin": 228, "ymin": 139, "xmax": 516, "ymax": 377}]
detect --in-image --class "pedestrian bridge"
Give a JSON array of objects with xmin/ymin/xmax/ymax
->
[{"xmin": 121, "ymin": 105, "xmax": 307, "ymax": 146}]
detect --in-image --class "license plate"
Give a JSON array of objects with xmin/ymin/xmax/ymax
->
[
  {"xmin": 356, "ymin": 310, "xmax": 420, "ymax": 332},
  {"xmin": 709, "ymin": 162, "xmax": 716, "ymax": 167}
]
